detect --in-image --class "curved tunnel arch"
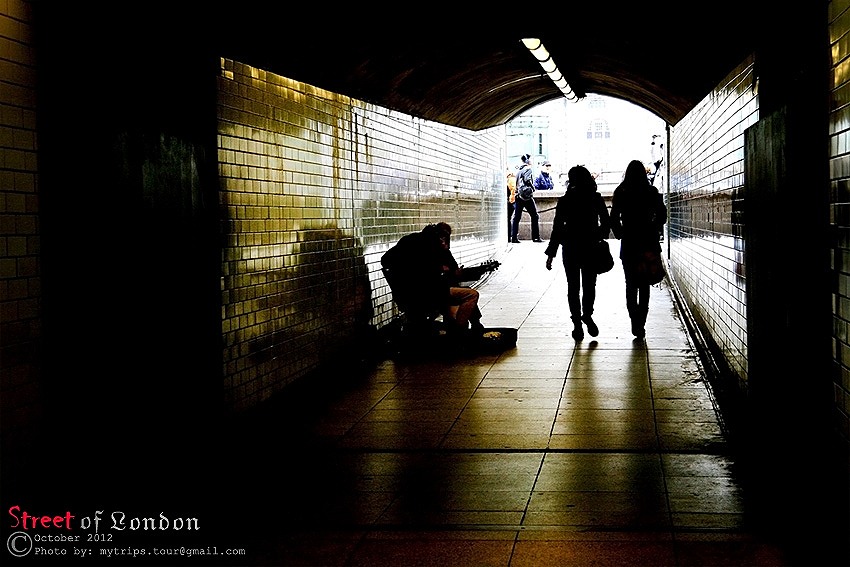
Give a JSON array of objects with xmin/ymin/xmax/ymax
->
[{"xmin": 208, "ymin": 2, "xmax": 767, "ymax": 131}]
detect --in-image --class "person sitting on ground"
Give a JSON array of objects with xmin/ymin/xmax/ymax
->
[
  {"xmin": 433, "ymin": 222, "xmax": 484, "ymax": 335},
  {"xmin": 381, "ymin": 223, "xmax": 484, "ymax": 337}
]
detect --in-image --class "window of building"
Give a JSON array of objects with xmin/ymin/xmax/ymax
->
[{"xmin": 586, "ymin": 119, "xmax": 610, "ymax": 141}]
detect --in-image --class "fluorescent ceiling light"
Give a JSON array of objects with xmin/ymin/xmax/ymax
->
[{"xmin": 522, "ymin": 38, "xmax": 578, "ymax": 101}]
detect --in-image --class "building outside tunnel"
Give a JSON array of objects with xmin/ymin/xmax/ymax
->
[
  {"xmin": 507, "ymin": 96, "xmax": 667, "ymax": 240},
  {"xmin": 1, "ymin": 1, "xmax": 849, "ymax": 565}
]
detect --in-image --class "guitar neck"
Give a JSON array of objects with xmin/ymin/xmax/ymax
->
[{"xmin": 460, "ymin": 261, "xmax": 500, "ymax": 281}]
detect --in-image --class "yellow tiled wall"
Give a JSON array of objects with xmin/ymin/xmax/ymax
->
[
  {"xmin": 668, "ymin": 56, "xmax": 758, "ymax": 389},
  {"xmin": 830, "ymin": 0, "xmax": 850, "ymax": 444},
  {"xmin": 217, "ymin": 59, "xmax": 506, "ymax": 410},
  {"xmin": 0, "ymin": 1, "xmax": 40, "ymax": 445}
]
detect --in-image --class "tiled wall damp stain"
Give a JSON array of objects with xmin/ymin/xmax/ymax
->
[{"xmin": 217, "ymin": 59, "xmax": 505, "ymax": 410}]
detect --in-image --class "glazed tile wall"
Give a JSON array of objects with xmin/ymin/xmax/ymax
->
[
  {"xmin": 217, "ymin": 59, "xmax": 505, "ymax": 410},
  {"xmin": 667, "ymin": 57, "xmax": 758, "ymax": 388},
  {"xmin": 0, "ymin": 1, "xmax": 40, "ymax": 440},
  {"xmin": 830, "ymin": 0, "xmax": 850, "ymax": 444}
]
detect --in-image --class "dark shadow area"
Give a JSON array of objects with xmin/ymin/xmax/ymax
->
[{"xmin": 670, "ymin": 264, "xmax": 849, "ymax": 567}]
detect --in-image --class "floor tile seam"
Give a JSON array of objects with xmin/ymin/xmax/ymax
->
[
  {"xmin": 437, "ymin": 372, "xmax": 496, "ymax": 449},
  {"xmin": 321, "ymin": 522, "xmax": 705, "ymax": 535},
  {"xmin": 295, "ymin": 523, "xmax": 757, "ymax": 543},
  {"xmin": 645, "ymin": 322, "xmax": 686, "ymax": 556},
  {"xmin": 546, "ymin": 342, "xmax": 576, "ymax": 443},
  {"xmin": 339, "ymin": 378, "xmax": 418, "ymax": 438},
  {"xmin": 513, "ymin": 436, "xmax": 550, "ymax": 540},
  {"xmin": 317, "ymin": 447, "xmax": 733, "ymax": 456}
]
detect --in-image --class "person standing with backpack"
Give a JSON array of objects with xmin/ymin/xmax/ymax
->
[{"xmin": 511, "ymin": 154, "xmax": 542, "ymax": 243}]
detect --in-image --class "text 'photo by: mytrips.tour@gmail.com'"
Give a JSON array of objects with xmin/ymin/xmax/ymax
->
[{"xmin": 5, "ymin": 505, "xmax": 251, "ymax": 564}]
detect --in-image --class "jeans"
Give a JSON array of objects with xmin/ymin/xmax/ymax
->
[
  {"xmin": 563, "ymin": 252, "xmax": 597, "ymax": 320},
  {"xmin": 511, "ymin": 198, "xmax": 540, "ymax": 240},
  {"xmin": 623, "ymin": 258, "xmax": 650, "ymax": 327}
]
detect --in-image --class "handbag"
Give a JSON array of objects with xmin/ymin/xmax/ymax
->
[
  {"xmin": 517, "ymin": 183, "xmax": 534, "ymax": 201},
  {"xmin": 593, "ymin": 240, "xmax": 614, "ymax": 274},
  {"xmin": 636, "ymin": 250, "xmax": 665, "ymax": 285}
]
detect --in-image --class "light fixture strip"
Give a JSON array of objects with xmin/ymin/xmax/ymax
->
[{"xmin": 521, "ymin": 38, "xmax": 577, "ymax": 101}]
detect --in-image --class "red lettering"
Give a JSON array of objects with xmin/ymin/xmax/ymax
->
[
  {"xmin": 7, "ymin": 506, "xmax": 74, "ymax": 529},
  {"xmin": 8, "ymin": 505, "xmax": 20, "ymax": 528},
  {"xmin": 22, "ymin": 511, "xmax": 36, "ymax": 528},
  {"xmin": 53, "ymin": 512, "xmax": 74, "ymax": 529}
]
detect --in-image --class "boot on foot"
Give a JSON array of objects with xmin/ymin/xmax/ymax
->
[
  {"xmin": 581, "ymin": 315, "xmax": 599, "ymax": 337},
  {"xmin": 571, "ymin": 317, "xmax": 584, "ymax": 340},
  {"xmin": 631, "ymin": 322, "xmax": 645, "ymax": 338}
]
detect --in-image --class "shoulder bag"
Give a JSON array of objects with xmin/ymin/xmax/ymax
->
[
  {"xmin": 593, "ymin": 240, "xmax": 614, "ymax": 274},
  {"xmin": 636, "ymin": 250, "xmax": 665, "ymax": 285}
]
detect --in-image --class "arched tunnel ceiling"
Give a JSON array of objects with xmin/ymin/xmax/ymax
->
[
  {"xmin": 33, "ymin": 2, "xmax": 772, "ymax": 132},
  {"xmin": 216, "ymin": 3, "xmax": 765, "ymax": 131}
]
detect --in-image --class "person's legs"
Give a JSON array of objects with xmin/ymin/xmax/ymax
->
[
  {"xmin": 469, "ymin": 305, "xmax": 484, "ymax": 332},
  {"xmin": 636, "ymin": 282, "xmax": 650, "ymax": 330},
  {"xmin": 623, "ymin": 259, "xmax": 643, "ymax": 337},
  {"xmin": 511, "ymin": 201, "xmax": 523, "ymax": 242},
  {"xmin": 529, "ymin": 200, "xmax": 541, "ymax": 241},
  {"xmin": 580, "ymin": 266, "xmax": 599, "ymax": 336},
  {"xmin": 564, "ymin": 257, "xmax": 582, "ymax": 319},
  {"xmin": 563, "ymin": 255, "xmax": 583, "ymax": 339},
  {"xmin": 447, "ymin": 286, "xmax": 480, "ymax": 329},
  {"xmin": 625, "ymin": 283, "xmax": 638, "ymax": 318},
  {"xmin": 580, "ymin": 266, "xmax": 598, "ymax": 316}
]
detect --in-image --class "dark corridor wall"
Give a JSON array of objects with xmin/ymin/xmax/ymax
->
[{"xmin": 32, "ymin": 8, "xmax": 223, "ymax": 454}]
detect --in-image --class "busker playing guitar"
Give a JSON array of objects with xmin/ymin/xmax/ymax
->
[
  {"xmin": 381, "ymin": 222, "xmax": 499, "ymax": 338},
  {"xmin": 434, "ymin": 222, "xmax": 492, "ymax": 335}
]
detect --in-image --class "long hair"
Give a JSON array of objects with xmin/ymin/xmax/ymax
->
[
  {"xmin": 567, "ymin": 165, "xmax": 597, "ymax": 192},
  {"xmin": 623, "ymin": 160, "xmax": 649, "ymax": 186}
]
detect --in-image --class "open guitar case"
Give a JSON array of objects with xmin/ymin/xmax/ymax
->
[
  {"xmin": 388, "ymin": 322, "xmax": 517, "ymax": 359},
  {"xmin": 459, "ymin": 261, "xmax": 517, "ymax": 352},
  {"xmin": 473, "ymin": 327, "xmax": 518, "ymax": 353}
]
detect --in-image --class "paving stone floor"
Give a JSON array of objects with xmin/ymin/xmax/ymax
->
[{"xmin": 223, "ymin": 241, "xmax": 806, "ymax": 566}]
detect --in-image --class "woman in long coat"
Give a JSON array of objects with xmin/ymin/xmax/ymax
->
[
  {"xmin": 545, "ymin": 165, "xmax": 611, "ymax": 340},
  {"xmin": 609, "ymin": 159, "xmax": 668, "ymax": 338}
]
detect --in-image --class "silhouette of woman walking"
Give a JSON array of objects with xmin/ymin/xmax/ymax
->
[
  {"xmin": 610, "ymin": 160, "xmax": 668, "ymax": 338},
  {"xmin": 545, "ymin": 165, "xmax": 611, "ymax": 340}
]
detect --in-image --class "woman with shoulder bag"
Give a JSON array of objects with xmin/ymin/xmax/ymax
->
[
  {"xmin": 610, "ymin": 159, "xmax": 668, "ymax": 339},
  {"xmin": 545, "ymin": 165, "xmax": 611, "ymax": 340}
]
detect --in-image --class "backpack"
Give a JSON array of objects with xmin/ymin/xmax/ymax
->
[{"xmin": 516, "ymin": 166, "xmax": 534, "ymax": 200}]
